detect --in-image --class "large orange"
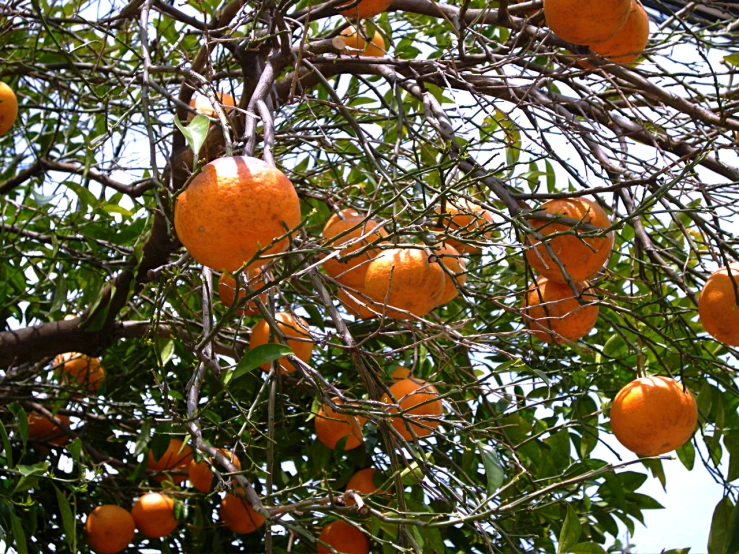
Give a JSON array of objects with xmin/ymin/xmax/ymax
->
[
  {"xmin": 322, "ymin": 211, "xmax": 386, "ymax": 288},
  {"xmin": 338, "ymin": 287, "xmax": 378, "ymax": 319},
  {"xmin": 432, "ymin": 243, "xmax": 467, "ymax": 306},
  {"xmin": 525, "ymin": 197, "xmax": 613, "ymax": 283},
  {"xmin": 610, "ymin": 376, "xmax": 697, "ymax": 456},
  {"xmin": 345, "ymin": 468, "xmax": 384, "ymax": 505},
  {"xmin": 27, "ymin": 412, "xmax": 70, "ymax": 446},
  {"xmin": 85, "ymin": 505, "xmax": 136, "ymax": 554},
  {"xmin": 188, "ymin": 92, "xmax": 236, "ymax": 120},
  {"xmin": 317, "ymin": 520, "xmax": 369, "ymax": 554},
  {"xmin": 249, "ymin": 312, "xmax": 313, "ymax": 373},
  {"xmin": 543, "ymin": 0, "xmax": 631, "ymax": 45},
  {"xmin": 54, "ymin": 352, "xmax": 105, "ymax": 392},
  {"xmin": 315, "ymin": 397, "xmax": 365, "ymax": 451},
  {"xmin": 698, "ymin": 262, "xmax": 739, "ymax": 346},
  {"xmin": 364, "ymin": 247, "xmax": 446, "ymax": 320},
  {"xmin": 434, "ymin": 198, "xmax": 494, "ymax": 255},
  {"xmin": 339, "ymin": 0, "xmax": 392, "ymax": 19},
  {"xmin": 131, "ymin": 492, "xmax": 177, "ymax": 539},
  {"xmin": 174, "ymin": 156, "xmax": 301, "ymax": 272},
  {"xmin": 0, "ymin": 82, "xmax": 18, "ymax": 135},
  {"xmin": 220, "ymin": 490, "xmax": 266, "ymax": 534},
  {"xmin": 521, "ymin": 277, "xmax": 599, "ymax": 343},
  {"xmin": 382, "ymin": 378, "xmax": 443, "ymax": 440},
  {"xmin": 590, "ymin": 0, "xmax": 649, "ymax": 64},
  {"xmin": 339, "ymin": 26, "xmax": 386, "ymax": 57},
  {"xmin": 188, "ymin": 449, "xmax": 241, "ymax": 493},
  {"xmin": 147, "ymin": 438, "xmax": 193, "ymax": 484},
  {"xmin": 218, "ymin": 270, "xmax": 267, "ymax": 316}
]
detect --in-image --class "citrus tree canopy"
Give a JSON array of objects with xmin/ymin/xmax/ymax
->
[{"xmin": 1, "ymin": 0, "xmax": 739, "ymax": 552}]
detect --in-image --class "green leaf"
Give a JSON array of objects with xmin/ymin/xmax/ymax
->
[
  {"xmin": 156, "ymin": 338, "xmax": 175, "ymax": 367},
  {"xmin": 478, "ymin": 442, "xmax": 505, "ymax": 495},
  {"xmin": 174, "ymin": 115, "xmax": 209, "ymax": 164},
  {"xmin": 724, "ymin": 53, "xmax": 739, "ymax": 67},
  {"xmin": 50, "ymin": 270, "xmax": 67, "ymax": 316},
  {"xmin": 708, "ymin": 496, "xmax": 734, "ymax": 554},
  {"xmin": 134, "ymin": 420, "xmax": 152, "ymax": 456},
  {"xmin": 725, "ymin": 435, "xmax": 739, "ymax": 483},
  {"xmin": 724, "ymin": 500, "xmax": 739, "ymax": 554},
  {"xmin": 54, "ymin": 485, "xmax": 76, "ymax": 551},
  {"xmin": 9, "ymin": 509, "xmax": 28, "ymax": 554},
  {"xmin": 18, "ymin": 461, "xmax": 49, "ymax": 477},
  {"xmin": 676, "ymin": 440, "xmax": 695, "ymax": 471},
  {"xmin": 661, "ymin": 549, "xmax": 691, "ymax": 554},
  {"xmin": 569, "ymin": 543, "xmax": 607, "ymax": 554},
  {"xmin": 67, "ymin": 438, "xmax": 82, "ymax": 463},
  {"xmin": 227, "ymin": 344, "xmax": 293, "ymax": 384},
  {"xmin": 0, "ymin": 419, "xmax": 13, "ymax": 468},
  {"xmin": 9, "ymin": 403, "xmax": 28, "ymax": 447},
  {"xmin": 558, "ymin": 504, "xmax": 582, "ymax": 554}
]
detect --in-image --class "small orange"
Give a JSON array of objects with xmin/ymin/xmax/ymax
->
[
  {"xmin": 432, "ymin": 243, "xmax": 467, "ymax": 305},
  {"xmin": 218, "ymin": 269, "xmax": 267, "ymax": 316},
  {"xmin": 174, "ymin": 156, "xmax": 301, "ymax": 272},
  {"xmin": 0, "ymin": 82, "xmax": 18, "ymax": 135},
  {"xmin": 434, "ymin": 198, "xmax": 494, "ymax": 255},
  {"xmin": 339, "ymin": 0, "xmax": 392, "ymax": 19},
  {"xmin": 544, "ymin": 0, "xmax": 631, "ymax": 45},
  {"xmin": 248, "ymin": 312, "xmax": 313, "ymax": 373},
  {"xmin": 317, "ymin": 520, "xmax": 369, "ymax": 554},
  {"xmin": 85, "ymin": 505, "xmax": 136, "ymax": 554},
  {"xmin": 382, "ymin": 378, "xmax": 443, "ymax": 440},
  {"xmin": 315, "ymin": 397, "xmax": 366, "ymax": 451},
  {"xmin": 363, "ymin": 247, "xmax": 446, "ymax": 320},
  {"xmin": 525, "ymin": 197, "xmax": 613, "ymax": 283},
  {"xmin": 188, "ymin": 92, "xmax": 236, "ymax": 120},
  {"xmin": 27, "ymin": 412, "xmax": 70, "ymax": 446},
  {"xmin": 338, "ymin": 287, "xmax": 378, "ymax": 319},
  {"xmin": 147, "ymin": 438, "xmax": 193, "ymax": 484},
  {"xmin": 131, "ymin": 492, "xmax": 177, "ymax": 539},
  {"xmin": 345, "ymin": 468, "xmax": 384, "ymax": 505},
  {"xmin": 610, "ymin": 376, "xmax": 697, "ymax": 456},
  {"xmin": 220, "ymin": 490, "xmax": 266, "ymax": 534},
  {"xmin": 339, "ymin": 26, "xmax": 386, "ymax": 57},
  {"xmin": 54, "ymin": 352, "xmax": 105, "ymax": 391},
  {"xmin": 322, "ymin": 211, "xmax": 387, "ymax": 288},
  {"xmin": 698, "ymin": 262, "xmax": 739, "ymax": 346},
  {"xmin": 521, "ymin": 277, "xmax": 599, "ymax": 343},
  {"xmin": 590, "ymin": 0, "xmax": 649, "ymax": 64},
  {"xmin": 390, "ymin": 366, "xmax": 411, "ymax": 381},
  {"xmin": 188, "ymin": 449, "xmax": 241, "ymax": 493}
]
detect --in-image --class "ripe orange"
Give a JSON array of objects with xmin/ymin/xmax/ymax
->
[
  {"xmin": 390, "ymin": 366, "xmax": 411, "ymax": 381},
  {"xmin": 147, "ymin": 438, "xmax": 193, "ymax": 484},
  {"xmin": 317, "ymin": 520, "xmax": 369, "ymax": 554},
  {"xmin": 0, "ymin": 82, "xmax": 18, "ymax": 135},
  {"xmin": 339, "ymin": 0, "xmax": 392, "ymax": 19},
  {"xmin": 85, "ymin": 505, "xmax": 136, "ymax": 554},
  {"xmin": 345, "ymin": 468, "xmax": 384, "ymax": 505},
  {"xmin": 220, "ymin": 490, "xmax": 266, "ymax": 534},
  {"xmin": 131, "ymin": 492, "xmax": 177, "ymax": 539},
  {"xmin": 698, "ymin": 262, "xmax": 739, "ymax": 346},
  {"xmin": 525, "ymin": 197, "xmax": 613, "ymax": 283},
  {"xmin": 339, "ymin": 26, "xmax": 386, "ymax": 57},
  {"xmin": 322, "ymin": 210, "xmax": 386, "ymax": 288},
  {"xmin": 521, "ymin": 277, "xmax": 599, "ymax": 343},
  {"xmin": 382, "ymin": 378, "xmax": 443, "ymax": 440},
  {"xmin": 54, "ymin": 352, "xmax": 105, "ymax": 391},
  {"xmin": 610, "ymin": 376, "xmax": 697, "ymax": 456},
  {"xmin": 338, "ymin": 287, "xmax": 377, "ymax": 319},
  {"xmin": 249, "ymin": 312, "xmax": 313, "ymax": 373},
  {"xmin": 363, "ymin": 247, "xmax": 446, "ymax": 320},
  {"xmin": 432, "ymin": 243, "xmax": 467, "ymax": 306},
  {"xmin": 590, "ymin": 0, "xmax": 649, "ymax": 64},
  {"xmin": 218, "ymin": 270, "xmax": 267, "ymax": 316},
  {"xmin": 174, "ymin": 156, "xmax": 301, "ymax": 272},
  {"xmin": 188, "ymin": 92, "xmax": 236, "ymax": 120},
  {"xmin": 27, "ymin": 412, "xmax": 70, "ymax": 446},
  {"xmin": 188, "ymin": 449, "xmax": 241, "ymax": 493},
  {"xmin": 434, "ymin": 198, "xmax": 494, "ymax": 255},
  {"xmin": 543, "ymin": 0, "xmax": 631, "ymax": 45},
  {"xmin": 315, "ymin": 397, "xmax": 366, "ymax": 451}
]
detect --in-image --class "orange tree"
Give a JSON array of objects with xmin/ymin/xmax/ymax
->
[{"xmin": 1, "ymin": 0, "xmax": 739, "ymax": 552}]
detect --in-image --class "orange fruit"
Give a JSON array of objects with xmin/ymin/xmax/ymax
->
[
  {"xmin": 131, "ymin": 492, "xmax": 177, "ymax": 539},
  {"xmin": 54, "ymin": 353, "xmax": 105, "ymax": 391},
  {"xmin": 174, "ymin": 156, "xmax": 301, "ymax": 272},
  {"xmin": 220, "ymin": 489, "xmax": 266, "ymax": 534},
  {"xmin": 27, "ymin": 412, "xmax": 70, "ymax": 446},
  {"xmin": 521, "ymin": 277, "xmax": 599, "ymax": 343},
  {"xmin": 590, "ymin": 0, "xmax": 649, "ymax": 64},
  {"xmin": 390, "ymin": 366, "xmax": 411, "ymax": 381},
  {"xmin": 543, "ymin": 0, "xmax": 631, "ymax": 45},
  {"xmin": 0, "ymin": 82, "xmax": 18, "ymax": 135},
  {"xmin": 525, "ymin": 197, "xmax": 613, "ymax": 283},
  {"xmin": 188, "ymin": 449, "xmax": 241, "ymax": 493},
  {"xmin": 698, "ymin": 262, "xmax": 739, "ymax": 347},
  {"xmin": 432, "ymin": 243, "xmax": 467, "ymax": 305},
  {"xmin": 249, "ymin": 312, "xmax": 313, "ymax": 373},
  {"xmin": 147, "ymin": 438, "xmax": 193, "ymax": 484},
  {"xmin": 382, "ymin": 378, "xmax": 443, "ymax": 440},
  {"xmin": 363, "ymin": 247, "xmax": 446, "ymax": 320},
  {"xmin": 610, "ymin": 376, "xmax": 697, "ymax": 456},
  {"xmin": 338, "ymin": 287, "xmax": 378, "ymax": 319},
  {"xmin": 315, "ymin": 397, "xmax": 366, "ymax": 451},
  {"xmin": 434, "ymin": 198, "xmax": 494, "ymax": 255},
  {"xmin": 218, "ymin": 269, "xmax": 267, "ymax": 316},
  {"xmin": 339, "ymin": 0, "xmax": 392, "ymax": 19},
  {"xmin": 345, "ymin": 468, "xmax": 384, "ymax": 505},
  {"xmin": 339, "ymin": 25, "xmax": 386, "ymax": 57},
  {"xmin": 317, "ymin": 520, "xmax": 369, "ymax": 554},
  {"xmin": 188, "ymin": 92, "xmax": 236, "ymax": 120},
  {"xmin": 322, "ymin": 211, "xmax": 387, "ymax": 288},
  {"xmin": 85, "ymin": 505, "xmax": 136, "ymax": 554}
]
